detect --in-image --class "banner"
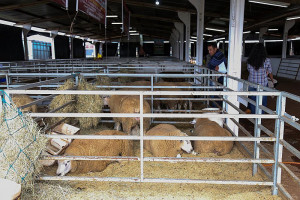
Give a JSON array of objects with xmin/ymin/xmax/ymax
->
[
  {"xmin": 52, "ymin": 0, "xmax": 68, "ymax": 9},
  {"xmin": 77, "ymin": 0, "xmax": 106, "ymax": 24},
  {"xmin": 122, "ymin": 0, "xmax": 130, "ymax": 37}
]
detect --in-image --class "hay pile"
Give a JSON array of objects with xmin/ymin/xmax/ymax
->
[
  {"xmin": 49, "ymin": 79, "xmax": 75, "ymax": 124},
  {"xmin": 76, "ymin": 78, "xmax": 103, "ymax": 129},
  {"xmin": 0, "ymin": 96, "xmax": 47, "ymax": 190},
  {"xmin": 95, "ymin": 76, "xmax": 111, "ymax": 90}
]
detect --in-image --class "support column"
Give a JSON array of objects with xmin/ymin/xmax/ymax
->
[
  {"xmin": 282, "ymin": 20, "xmax": 295, "ymax": 59},
  {"xmin": 172, "ymin": 28, "xmax": 180, "ymax": 59},
  {"xmin": 189, "ymin": 0, "xmax": 205, "ymax": 65},
  {"xmin": 174, "ymin": 22, "xmax": 184, "ymax": 61},
  {"xmin": 22, "ymin": 24, "xmax": 31, "ymax": 61},
  {"xmin": 227, "ymin": 0, "xmax": 245, "ymax": 136},
  {"xmin": 178, "ymin": 12, "xmax": 191, "ymax": 62},
  {"xmin": 70, "ymin": 36, "xmax": 74, "ymax": 59},
  {"xmin": 50, "ymin": 30, "xmax": 58, "ymax": 59},
  {"xmin": 259, "ymin": 27, "xmax": 268, "ymax": 43}
]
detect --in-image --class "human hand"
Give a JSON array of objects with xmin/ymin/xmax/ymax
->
[{"xmin": 215, "ymin": 66, "xmax": 219, "ymax": 71}]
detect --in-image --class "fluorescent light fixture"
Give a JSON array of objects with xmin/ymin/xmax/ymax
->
[
  {"xmin": 31, "ymin": 26, "xmax": 48, "ymax": 33},
  {"xmin": 215, "ymin": 37, "xmax": 225, "ymax": 41},
  {"xmin": 129, "ymin": 30, "xmax": 137, "ymax": 33},
  {"xmin": 164, "ymin": 41, "xmax": 169, "ymax": 43},
  {"xmin": 106, "ymin": 15, "xmax": 118, "ymax": 18},
  {"xmin": 287, "ymin": 16, "xmax": 300, "ymax": 21},
  {"xmin": 112, "ymin": 22, "xmax": 123, "ymax": 25},
  {"xmin": 130, "ymin": 33, "xmax": 140, "ymax": 36},
  {"xmin": 191, "ymin": 36, "xmax": 197, "ymax": 39},
  {"xmin": 155, "ymin": 0, "xmax": 159, "ymax": 5},
  {"xmin": 205, "ymin": 28, "xmax": 225, "ymax": 32},
  {"xmin": 57, "ymin": 32, "xmax": 66, "ymax": 36},
  {"xmin": 248, "ymin": 0, "xmax": 290, "ymax": 8},
  {"xmin": 144, "ymin": 41, "xmax": 154, "ymax": 43},
  {"xmin": 203, "ymin": 34, "xmax": 213, "ymax": 37},
  {"xmin": 268, "ymin": 28, "xmax": 278, "ymax": 31},
  {"xmin": 0, "ymin": 19, "xmax": 15, "ymax": 26},
  {"xmin": 75, "ymin": 36, "xmax": 80, "ymax": 39},
  {"xmin": 243, "ymin": 31, "xmax": 251, "ymax": 34},
  {"xmin": 190, "ymin": 39, "xmax": 197, "ymax": 42},
  {"xmin": 255, "ymin": 32, "xmax": 259, "ymax": 34}
]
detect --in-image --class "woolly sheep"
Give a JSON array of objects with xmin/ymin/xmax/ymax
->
[
  {"xmin": 191, "ymin": 118, "xmax": 233, "ymax": 156},
  {"xmin": 175, "ymin": 82, "xmax": 193, "ymax": 111},
  {"xmin": 107, "ymin": 95, "xmax": 151, "ymax": 135},
  {"xmin": 56, "ymin": 130, "xmax": 133, "ymax": 176},
  {"xmin": 144, "ymin": 124, "xmax": 194, "ymax": 157},
  {"xmin": 12, "ymin": 94, "xmax": 37, "ymax": 112}
]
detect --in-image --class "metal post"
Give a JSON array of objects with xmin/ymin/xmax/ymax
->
[
  {"xmin": 174, "ymin": 22, "xmax": 184, "ymax": 61},
  {"xmin": 22, "ymin": 29, "xmax": 30, "ymax": 61},
  {"xmin": 272, "ymin": 94, "xmax": 286, "ymax": 195},
  {"xmin": 51, "ymin": 31, "xmax": 58, "ymax": 59},
  {"xmin": 178, "ymin": 12, "xmax": 191, "ymax": 62},
  {"xmin": 139, "ymin": 94, "xmax": 144, "ymax": 181},
  {"xmin": 282, "ymin": 20, "xmax": 295, "ymax": 59},
  {"xmin": 253, "ymin": 86, "xmax": 262, "ymax": 175},
  {"xmin": 259, "ymin": 27, "xmax": 267, "ymax": 43},
  {"xmin": 226, "ymin": 0, "xmax": 245, "ymax": 136}
]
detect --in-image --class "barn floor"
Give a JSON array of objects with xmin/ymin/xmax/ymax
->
[{"xmin": 27, "ymin": 124, "xmax": 281, "ymax": 200}]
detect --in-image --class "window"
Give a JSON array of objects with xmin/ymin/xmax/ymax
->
[{"xmin": 32, "ymin": 41, "xmax": 51, "ymax": 60}]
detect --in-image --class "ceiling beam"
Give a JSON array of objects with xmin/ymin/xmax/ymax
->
[
  {"xmin": 109, "ymin": 0, "xmax": 196, "ymax": 14},
  {"xmin": 0, "ymin": 0, "xmax": 52, "ymax": 12},
  {"xmin": 131, "ymin": 13, "xmax": 179, "ymax": 23},
  {"xmin": 16, "ymin": 14, "xmax": 72, "ymax": 25}
]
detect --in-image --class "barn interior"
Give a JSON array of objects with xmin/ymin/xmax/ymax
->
[{"xmin": 0, "ymin": 0, "xmax": 300, "ymax": 200}]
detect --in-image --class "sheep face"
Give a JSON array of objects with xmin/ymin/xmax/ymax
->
[
  {"xmin": 180, "ymin": 140, "xmax": 193, "ymax": 153},
  {"xmin": 56, "ymin": 160, "xmax": 72, "ymax": 176}
]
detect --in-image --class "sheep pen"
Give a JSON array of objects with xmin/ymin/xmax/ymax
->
[{"xmin": 35, "ymin": 126, "xmax": 281, "ymax": 200}]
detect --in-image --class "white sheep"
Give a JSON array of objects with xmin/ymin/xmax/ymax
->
[
  {"xmin": 144, "ymin": 124, "xmax": 194, "ymax": 157},
  {"xmin": 56, "ymin": 130, "xmax": 133, "ymax": 176},
  {"xmin": 106, "ymin": 95, "xmax": 151, "ymax": 135}
]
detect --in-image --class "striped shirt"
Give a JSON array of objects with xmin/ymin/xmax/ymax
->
[{"xmin": 247, "ymin": 58, "xmax": 272, "ymax": 87}]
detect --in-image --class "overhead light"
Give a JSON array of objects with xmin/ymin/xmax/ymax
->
[
  {"xmin": 268, "ymin": 28, "xmax": 278, "ymax": 31},
  {"xmin": 248, "ymin": 0, "xmax": 290, "ymax": 8},
  {"xmin": 57, "ymin": 32, "xmax": 66, "ymax": 36},
  {"xmin": 130, "ymin": 33, "xmax": 140, "ymax": 36},
  {"xmin": 129, "ymin": 30, "xmax": 137, "ymax": 33},
  {"xmin": 112, "ymin": 22, "xmax": 123, "ymax": 25},
  {"xmin": 203, "ymin": 33, "xmax": 213, "ymax": 37},
  {"xmin": 214, "ymin": 37, "xmax": 225, "ymax": 41},
  {"xmin": 191, "ymin": 36, "xmax": 197, "ymax": 39},
  {"xmin": 190, "ymin": 39, "xmax": 197, "ymax": 42},
  {"xmin": 205, "ymin": 28, "xmax": 225, "ymax": 32},
  {"xmin": 0, "ymin": 19, "xmax": 15, "ymax": 26},
  {"xmin": 243, "ymin": 31, "xmax": 251, "ymax": 34},
  {"xmin": 287, "ymin": 16, "xmax": 300, "ymax": 21},
  {"xmin": 31, "ymin": 26, "xmax": 48, "ymax": 33},
  {"xmin": 255, "ymin": 32, "xmax": 260, "ymax": 34},
  {"xmin": 106, "ymin": 15, "xmax": 118, "ymax": 18},
  {"xmin": 155, "ymin": 0, "xmax": 159, "ymax": 5}
]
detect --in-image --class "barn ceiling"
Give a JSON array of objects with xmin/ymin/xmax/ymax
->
[{"xmin": 0, "ymin": 0, "xmax": 299, "ymax": 41}]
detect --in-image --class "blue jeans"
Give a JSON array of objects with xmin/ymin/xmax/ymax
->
[{"xmin": 248, "ymin": 87, "xmax": 267, "ymax": 114}]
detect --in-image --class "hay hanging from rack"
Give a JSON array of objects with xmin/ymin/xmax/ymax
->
[
  {"xmin": 48, "ymin": 79, "xmax": 75, "ymax": 124},
  {"xmin": 95, "ymin": 76, "xmax": 111, "ymax": 90},
  {"xmin": 76, "ymin": 77, "xmax": 103, "ymax": 129}
]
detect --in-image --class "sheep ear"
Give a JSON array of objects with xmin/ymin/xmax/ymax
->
[{"xmin": 70, "ymin": 161, "xmax": 77, "ymax": 172}]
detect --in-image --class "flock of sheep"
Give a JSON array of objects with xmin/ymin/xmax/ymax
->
[
  {"xmin": 10, "ymin": 79, "xmax": 234, "ymax": 177},
  {"xmin": 54, "ymin": 80, "xmax": 234, "ymax": 176}
]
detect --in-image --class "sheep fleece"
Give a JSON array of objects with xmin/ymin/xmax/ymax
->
[
  {"xmin": 192, "ymin": 118, "xmax": 233, "ymax": 156},
  {"xmin": 108, "ymin": 95, "xmax": 151, "ymax": 134},
  {"xmin": 65, "ymin": 130, "xmax": 133, "ymax": 174},
  {"xmin": 144, "ymin": 124, "xmax": 184, "ymax": 157}
]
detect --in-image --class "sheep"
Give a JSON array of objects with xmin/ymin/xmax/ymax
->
[
  {"xmin": 175, "ymin": 82, "xmax": 193, "ymax": 112},
  {"xmin": 56, "ymin": 130, "xmax": 134, "ymax": 176},
  {"xmin": 11, "ymin": 94, "xmax": 37, "ymax": 112},
  {"xmin": 191, "ymin": 118, "xmax": 233, "ymax": 156},
  {"xmin": 107, "ymin": 95, "xmax": 151, "ymax": 135},
  {"xmin": 201, "ymin": 108, "xmax": 224, "ymax": 127},
  {"xmin": 154, "ymin": 82, "xmax": 181, "ymax": 111},
  {"xmin": 144, "ymin": 124, "xmax": 194, "ymax": 157}
]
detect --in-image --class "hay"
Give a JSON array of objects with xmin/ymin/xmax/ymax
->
[
  {"xmin": 95, "ymin": 76, "xmax": 111, "ymax": 90},
  {"xmin": 11, "ymin": 94, "xmax": 38, "ymax": 113},
  {"xmin": 0, "ymin": 95, "xmax": 47, "ymax": 190},
  {"xmin": 117, "ymin": 68, "xmax": 132, "ymax": 83},
  {"xmin": 49, "ymin": 79, "xmax": 75, "ymax": 124},
  {"xmin": 76, "ymin": 78, "xmax": 103, "ymax": 129}
]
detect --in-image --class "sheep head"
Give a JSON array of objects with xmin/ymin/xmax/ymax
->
[
  {"xmin": 56, "ymin": 159, "xmax": 77, "ymax": 176},
  {"xmin": 179, "ymin": 132, "xmax": 193, "ymax": 154}
]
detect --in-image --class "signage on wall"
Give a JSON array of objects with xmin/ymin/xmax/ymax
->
[
  {"xmin": 52, "ymin": 0, "xmax": 68, "ymax": 9},
  {"xmin": 76, "ymin": 0, "xmax": 106, "ymax": 24}
]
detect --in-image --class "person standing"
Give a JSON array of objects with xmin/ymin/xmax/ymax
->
[{"xmin": 245, "ymin": 43, "xmax": 274, "ymax": 114}]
